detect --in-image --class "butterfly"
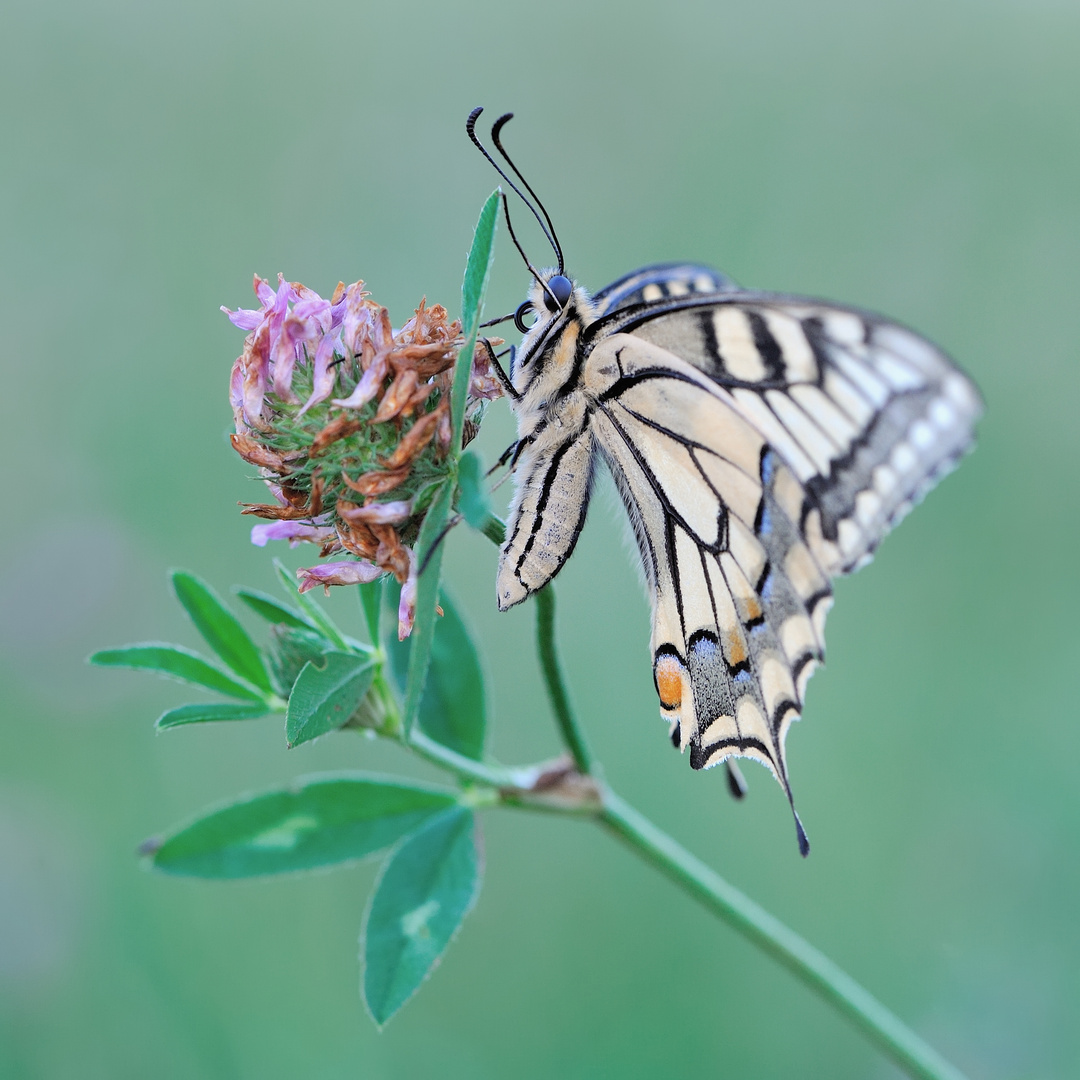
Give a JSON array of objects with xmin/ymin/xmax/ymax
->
[{"xmin": 468, "ymin": 109, "xmax": 982, "ymax": 853}]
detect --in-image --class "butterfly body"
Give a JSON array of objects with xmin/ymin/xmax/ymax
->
[{"xmin": 496, "ymin": 261, "xmax": 981, "ymax": 849}]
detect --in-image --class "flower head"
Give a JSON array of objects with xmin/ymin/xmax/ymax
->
[{"xmin": 224, "ymin": 274, "xmax": 500, "ymax": 633}]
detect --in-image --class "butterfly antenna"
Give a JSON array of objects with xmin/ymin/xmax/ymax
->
[
  {"xmin": 490, "ymin": 112, "xmax": 564, "ymax": 274},
  {"xmin": 498, "ymin": 192, "xmax": 561, "ymax": 309},
  {"xmin": 467, "ymin": 108, "xmax": 563, "ymax": 273}
]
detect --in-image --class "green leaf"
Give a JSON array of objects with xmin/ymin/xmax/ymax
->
[
  {"xmin": 402, "ymin": 481, "xmax": 454, "ymax": 738},
  {"xmin": 234, "ymin": 587, "xmax": 313, "ymax": 630},
  {"xmin": 286, "ymin": 651, "xmax": 376, "ymax": 748},
  {"xmin": 90, "ymin": 644, "xmax": 265, "ymax": 702},
  {"xmin": 171, "ymin": 570, "xmax": 272, "ymax": 694},
  {"xmin": 457, "ymin": 450, "xmax": 495, "ymax": 533},
  {"xmin": 452, "ymin": 189, "xmax": 499, "ymax": 456},
  {"xmin": 362, "ymin": 806, "xmax": 482, "ymax": 1026},
  {"xmin": 385, "ymin": 588, "xmax": 486, "ymax": 760},
  {"xmin": 358, "ymin": 578, "xmax": 383, "ymax": 645},
  {"xmin": 146, "ymin": 774, "xmax": 458, "ymax": 878},
  {"xmin": 461, "ymin": 189, "xmax": 500, "ymax": 339},
  {"xmin": 156, "ymin": 702, "xmax": 270, "ymax": 730},
  {"xmin": 273, "ymin": 559, "xmax": 349, "ymax": 651}
]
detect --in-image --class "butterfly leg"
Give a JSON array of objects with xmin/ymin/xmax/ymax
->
[{"xmin": 479, "ymin": 337, "xmax": 521, "ymax": 401}]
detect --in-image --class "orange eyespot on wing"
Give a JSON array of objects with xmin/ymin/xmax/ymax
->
[{"xmin": 653, "ymin": 650, "xmax": 686, "ymax": 712}]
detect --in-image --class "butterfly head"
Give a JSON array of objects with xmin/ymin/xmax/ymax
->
[{"xmin": 510, "ymin": 269, "xmax": 598, "ymax": 389}]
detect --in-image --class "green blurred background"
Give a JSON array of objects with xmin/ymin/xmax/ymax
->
[{"xmin": 2, "ymin": 1, "xmax": 1077, "ymax": 1076}]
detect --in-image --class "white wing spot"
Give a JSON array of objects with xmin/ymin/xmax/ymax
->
[
  {"xmin": 838, "ymin": 518, "xmax": 862, "ymax": 558},
  {"xmin": 855, "ymin": 488, "xmax": 883, "ymax": 526},
  {"xmin": 667, "ymin": 280, "xmax": 690, "ymax": 297},
  {"xmin": 945, "ymin": 373, "xmax": 978, "ymax": 409},
  {"xmin": 642, "ymin": 284, "xmax": 663, "ymax": 302},
  {"xmin": 873, "ymin": 464, "xmax": 899, "ymax": 496},
  {"xmin": 890, "ymin": 442, "xmax": 917, "ymax": 475},
  {"xmin": 910, "ymin": 420, "xmax": 936, "ymax": 451},
  {"xmin": 823, "ymin": 311, "xmax": 866, "ymax": 346},
  {"xmin": 930, "ymin": 399, "xmax": 957, "ymax": 431},
  {"xmin": 694, "ymin": 275, "xmax": 715, "ymax": 292}
]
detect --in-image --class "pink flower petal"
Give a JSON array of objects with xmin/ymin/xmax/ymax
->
[
  {"xmin": 296, "ymin": 560, "xmax": 382, "ymax": 595},
  {"xmin": 230, "ymin": 356, "xmax": 247, "ymax": 432},
  {"xmin": 298, "ymin": 328, "xmax": 345, "ymax": 415},
  {"xmin": 222, "ymin": 305, "xmax": 264, "ymax": 332},
  {"xmin": 397, "ymin": 550, "xmax": 418, "ymax": 640},
  {"xmin": 331, "ymin": 351, "xmax": 387, "ymax": 409},
  {"xmin": 251, "ymin": 521, "xmax": 337, "ymax": 547},
  {"xmin": 241, "ymin": 321, "xmax": 271, "ymax": 425},
  {"xmin": 264, "ymin": 274, "xmax": 295, "ymax": 369},
  {"xmin": 340, "ymin": 500, "xmax": 412, "ymax": 525},
  {"xmin": 254, "ymin": 274, "xmax": 275, "ymax": 306},
  {"xmin": 270, "ymin": 315, "xmax": 313, "ymax": 403}
]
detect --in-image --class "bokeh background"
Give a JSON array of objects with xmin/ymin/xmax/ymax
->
[{"xmin": 2, "ymin": 1, "xmax": 1078, "ymax": 1077}]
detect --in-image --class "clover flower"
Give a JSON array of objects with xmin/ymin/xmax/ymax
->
[{"xmin": 224, "ymin": 274, "xmax": 501, "ymax": 636}]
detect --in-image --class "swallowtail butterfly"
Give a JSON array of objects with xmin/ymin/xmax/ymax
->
[{"xmin": 469, "ymin": 109, "xmax": 982, "ymax": 854}]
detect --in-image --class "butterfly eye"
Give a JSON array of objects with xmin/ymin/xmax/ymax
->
[
  {"xmin": 514, "ymin": 301, "xmax": 537, "ymax": 334},
  {"xmin": 544, "ymin": 274, "xmax": 573, "ymax": 312}
]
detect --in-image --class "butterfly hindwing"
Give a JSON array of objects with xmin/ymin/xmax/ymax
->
[{"xmin": 583, "ymin": 334, "xmax": 833, "ymax": 801}]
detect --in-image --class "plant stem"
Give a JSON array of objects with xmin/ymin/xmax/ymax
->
[
  {"xmin": 599, "ymin": 791, "xmax": 968, "ymax": 1080},
  {"xmin": 406, "ymin": 727, "xmax": 522, "ymax": 789},
  {"xmin": 534, "ymin": 585, "xmax": 594, "ymax": 775}
]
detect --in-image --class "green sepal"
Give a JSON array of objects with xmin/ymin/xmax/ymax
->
[
  {"xmin": 90, "ymin": 643, "xmax": 265, "ymax": 702},
  {"xmin": 362, "ymin": 806, "xmax": 482, "ymax": 1027},
  {"xmin": 144, "ymin": 773, "xmax": 458, "ymax": 878}
]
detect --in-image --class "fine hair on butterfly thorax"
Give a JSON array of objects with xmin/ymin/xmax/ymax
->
[{"xmin": 466, "ymin": 107, "xmax": 983, "ymax": 856}]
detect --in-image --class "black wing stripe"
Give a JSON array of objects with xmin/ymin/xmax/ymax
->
[
  {"xmin": 598, "ymin": 405, "xmax": 725, "ymax": 551},
  {"xmin": 614, "ymin": 399, "xmax": 762, "ymax": 481}
]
